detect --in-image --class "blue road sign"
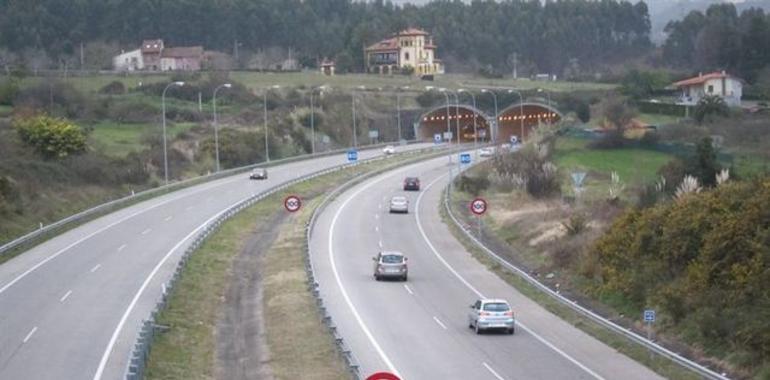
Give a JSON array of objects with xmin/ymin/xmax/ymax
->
[
  {"xmin": 644, "ymin": 309, "xmax": 656, "ymax": 322},
  {"xmin": 434, "ymin": 134, "xmax": 442, "ymax": 144},
  {"xmin": 460, "ymin": 153, "xmax": 471, "ymax": 164},
  {"xmin": 347, "ymin": 149, "xmax": 358, "ymax": 162}
]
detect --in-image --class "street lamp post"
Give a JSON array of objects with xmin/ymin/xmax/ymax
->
[
  {"xmin": 507, "ymin": 88, "xmax": 524, "ymax": 142},
  {"xmin": 212, "ymin": 83, "xmax": 232, "ymax": 172},
  {"xmin": 481, "ymin": 89, "xmax": 498, "ymax": 143},
  {"xmin": 396, "ymin": 86, "xmax": 410, "ymax": 143},
  {"xmin": 263, "ymin": 85, "xmax": 280, "ymax": 162},
  {"xmin": 537, "ymin": 88, "xmax": 552, "ymax": 126},
  {"xmin": 352, "ymin": 85, "xmax": 365, "ymax": 148},
  {"xmin": 444, "ymin": 89, "xmax": 461, "ymax": 145},
  {"xmin": 458, "ymin": 89, "xmax": 478, "ymax": 151},
  {"xmin": 161, "ymin": 81, "xmax": 185, "ymax": 185}
]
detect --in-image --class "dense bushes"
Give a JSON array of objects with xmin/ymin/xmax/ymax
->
[
  {"xmin": 491, "ymin": 144, "xmax": 561, "ymax": 198},
  {"xmin": 587, "ymin": 177, "xmax": 770, "ymax": 372},
  {"xmin": 14, "ymin": 115, "xmax": 87, "ymax": 159},
  {"xmin": 455, "ymin": 174, "xmax": 490, "ymax": 196}
]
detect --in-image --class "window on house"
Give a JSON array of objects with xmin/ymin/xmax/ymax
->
[
  {"xmin": 708, "ymin": 85, "xmax": 714, "ymax": 93},
  {"xmin": 405, "ymin": 52, "xmax": 410, "ymax": 61}
]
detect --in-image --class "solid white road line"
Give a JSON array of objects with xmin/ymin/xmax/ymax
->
[
  {"xmin": 433, "ymin": 316, "xmax": 448, "ymax": 330},
  {"xmin": 164, "ymin": 216, "xmax": 173, "ymax": 221},
  {"xmin": 90, "ymin": 264, "xmax": 101, "ymax": 273},
  {"xmin": 141, "ymin": 229, "xmax": 151, "ymax": 235},
  {"xmin": 92, "ymin": 197, "xmax": 246, "ymax": 380},
  {"xmin": 59, "ymin": 290, "xmax": 73, "ymax": 303},
  {"xmin": 0, "ymin": 176, "xmax": 242, "ymax": 296},
  {"xmin": 23, "ymin": 327, "xmax": 38, "ymax": 343},
  {"xmin": 483, "ymin": 362, "xmax": 506, "ymax": 380},
  {"xmin": 117, "ymin": 244, "xmax": 127, "ymax": 252},
  {"xmin": 403, "ymin": 284, "xmax": 414, "ymax": 295},
  {"xmin": 416, "ymin": 175, "xmax": 605, "ymax": 380}
]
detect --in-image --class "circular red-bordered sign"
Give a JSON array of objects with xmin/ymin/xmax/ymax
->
[
  {"xmin": 470, "ymin": 198, "xmax": 487, "ymax": 216},
  {"xmin": 284, "ymin": 195, "xmax": 302, "ymax": 212},
  {"xmin": 366, "ymin": 372, "xmax": 401, "ymax": 380}
]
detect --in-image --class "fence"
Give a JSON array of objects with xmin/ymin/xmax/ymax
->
[
  {"xmin": 0, "ymin": 141, "xmax": 416, "ymax": 258},
  {"xmin": 124, "ymin": 144, "xmax": 457, "ymax": 379},
  {"xmin": 443, "ymin": 167, "xmax": 730, "ymax": 380}
]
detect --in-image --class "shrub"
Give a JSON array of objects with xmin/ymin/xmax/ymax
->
[
  {"xmin": 455, "ymin": 174, "xmax": 490, "ymax": 196},
  {"xmin": 13, "ymin": 81, "xmax": 87, "ymax": 119},
  {"xmin": 694, "ymin": 95, "xmax": 729, "ymax": 124},
  {"xmin": 0, "ymin": 78, "xmax": 20, "ymax": 105},
  {"xmin": 99, "ymin": 81, "xmax": 126, "ymax": 95},
  {"xmin": 492, "ymin": 145, "xmax": 561, "ymax": 198},
  {"xmin": 14, "ymin": 115, "xmax": 88, "ymax": 159},
  {"xmin": 562, "ymin": 213, "xmax": 588, "ymax": 235}
]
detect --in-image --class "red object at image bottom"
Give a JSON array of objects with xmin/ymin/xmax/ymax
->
[{"xmin": 366, "ymin": 372, "xmax": 401, "ymax": 380}]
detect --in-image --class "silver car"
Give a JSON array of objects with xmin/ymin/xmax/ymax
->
[
  {"xmin": 468, "ymin": 299, "xmax": 515, "ymax": 334},
  {"xmin": 389, "ymin": 196, "xmax": 409, "ymax": 214},
  {"xmin": 373, "ymin": 251, "xmax": 408, "ymax": 281},
  {"xmin": 249, "ymin": 168, "xmax": 268, "ymax": 180}
]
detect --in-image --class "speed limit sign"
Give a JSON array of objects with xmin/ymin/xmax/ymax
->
[
  {"xmin": 470, "ymin": 198, "xmax": 487, "ymax": 215},
  {"xmin": 284, "ymin": 195, "xmax": 302, "ymax": 213}
]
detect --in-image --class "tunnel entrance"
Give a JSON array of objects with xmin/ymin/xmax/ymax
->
[
  {"xmin": 496, "ymin": 103, "xmax": 562, "ymax": 143},
  {"xmin": 416, "ymin": 105, "xmax": 491, "ymax": 143}
]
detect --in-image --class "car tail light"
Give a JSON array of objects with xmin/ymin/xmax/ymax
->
[
  {"xmin": 504, "ymin": 311, "xmax": 513, "ymax": 317},
  {"xmin": 480, "ymin": 311, "xmax": 491, "ymax": 316},
  {"xmin": 377, "ymin": 265, "xmax": 384, "ymax": 272}
]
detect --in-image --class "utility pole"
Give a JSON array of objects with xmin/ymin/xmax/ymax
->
[
  {"xmin": 512, "ymin": 52, "xmax": 518, "ymax": 79},
  {"xmin": 80, "ymin": 42, "xmax": 84, "ymax": 70}
]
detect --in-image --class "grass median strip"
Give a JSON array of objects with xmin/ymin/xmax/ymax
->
[
  {"xmin": 439, "ymin": 190, "xmax": 700, "ymax": 380},
  {"xmin": 144, "ymin": 151, "xmax": 448, "ymax": 379}
]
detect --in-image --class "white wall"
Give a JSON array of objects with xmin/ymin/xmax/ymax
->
[{"xmin": 113, "ymin": 49, "xmax": 143, "ymax": 71}]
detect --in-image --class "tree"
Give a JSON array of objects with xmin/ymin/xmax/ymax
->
[
  {"xmin": 13, "ymin": 115, "xmax": 88, "ymax": 159},
  {"xmin": 694, "ymin": 95, "xmax": 729, "ymax": 124},
  {"xmin": 687, "ymin": 136, "xmax": 721, "ymax": 188}
]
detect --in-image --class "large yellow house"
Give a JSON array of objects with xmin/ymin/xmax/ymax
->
[{"xmin": 365, "ymin": 28, "xmax": 444, "ymax": 76}]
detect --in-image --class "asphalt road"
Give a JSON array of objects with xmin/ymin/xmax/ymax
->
[
  {"xmin": 310, "ymin": 152, "xmax": 664, "ymax": 380},
  {"xmin": 0, "ymin": 143, "xmax": 435, "ymax": 380}
]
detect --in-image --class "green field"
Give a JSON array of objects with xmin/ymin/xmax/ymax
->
[
  {"xmin": 17, "ymin": 71, "xmax": 614, "ymax": 95},
  {"xmin": 89, "ymin": 121, "xmax": 198, "ymax": 156},
  {"xmin": 637, "ymin": 112, "xmax": 681, "ymax": 126},
  {"xmin": 554, "ymin": 137, "xmax": 673, "ymax": 185},
  {"xmin": 0, "ymin": 105, "xmax": 12, "ymax": 117}
]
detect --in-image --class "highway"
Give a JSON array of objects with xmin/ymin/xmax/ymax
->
[
  {"xmin": 310, "ymin": 152, "xmax": 664, "ymax": 380},
  {"xmin": 0, "ymin": 143, "xmax": 433, "ymax": 380}
]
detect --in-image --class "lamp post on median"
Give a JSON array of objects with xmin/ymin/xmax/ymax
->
[
  {"xmin": 263, "ymin": 85, "xmax": 280, "ymax": 162},
  {"xmin": 442, "ymin": 88, "xmax": 461, "ymax": 145},
  {"xmin": 507, "ymin": 88, "xmax": 524, "ymax": 143},
  {"xmin": 161, "ymin": 81, "xmax": 185, "ymax": 185},
  {"xmin": 537, "ymin": 88, "xmax": 552, "ymax": 126},
  {"xmin": 212, "ymin": 83, "xmax": 232, "ymax": 172},
  {"xmin": 458, "ymin": 89, "xmax": 478, "ymax": 151},
  {"xmin": 481, "ymin": 89, "xmax": 498, "ymax": 143}
]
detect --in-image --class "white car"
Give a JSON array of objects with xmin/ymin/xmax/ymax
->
[
  {"xmin": 468, "ymin": 298, "xmax": 515, "ymax": 334},
  {"xmin": 389, "ymin": 196, "xmax": 409, "ymax": 213},
  {"xmin": 479, "ymin": 147, "xmax": 495, "ymax": 157},
  {"xmin": 383, "ymin": 145, "xmax": 396, "ymax": 155}
]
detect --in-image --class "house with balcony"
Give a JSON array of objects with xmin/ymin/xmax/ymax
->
[
  {"xmin": 365, "ymin": 28, "xmax": 443, "ymax": 76},
  {"xmin": 672, "ymin": 71, "xmax": 743, "ymax": 107}
]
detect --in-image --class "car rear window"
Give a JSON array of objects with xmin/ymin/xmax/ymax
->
[
  {"xmin": 381, "ymin": 255, "xmax": 403, "ymax": 264},
  {"xmin": 392, "ymin": 197, "xmax": 406, "ymax": 203},
  {"xmin": 483, "ymin": 303, "xmax": 510, "ymax": 312}
]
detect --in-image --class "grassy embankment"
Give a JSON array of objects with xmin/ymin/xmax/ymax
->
[{"xmin": 144, "ymin": 150, "xmax": 442, "ymax": 379}]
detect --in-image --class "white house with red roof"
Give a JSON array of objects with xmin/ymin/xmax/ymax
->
[
  {"xmin": 672, "ymin": 71, "xmax": 743, "ymax": 106},
  {"xmin": 365, "ymin": 28, "xmax": 443, "ymax": 76}
]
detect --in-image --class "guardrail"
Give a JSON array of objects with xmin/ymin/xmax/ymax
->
[
  {"xmin": 443, "ymin": 167, "xmax": 730, "ymax": 380},
  {"xmin": 0, "ymin": 141, "xmax": 420, "ymax": 258},
  {"xmin": 123, "ymin": 145, "xmax": 453, "ymax": 380}
]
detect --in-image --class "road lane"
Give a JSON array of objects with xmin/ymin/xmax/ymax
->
[
  {"xmin": 0, "ymin": 143, "xmax": 434, "ymax": 379},
  {"xmin": 310, "ymin": 153, "xmax": 664, "ymax": 380}
]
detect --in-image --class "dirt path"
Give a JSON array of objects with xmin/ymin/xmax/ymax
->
[{"xmin": 214, "ymin": 211, "xmax": 287, "ymax": 380}]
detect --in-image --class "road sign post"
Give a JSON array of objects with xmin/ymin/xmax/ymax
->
[
  {"xmin": 460, "ymin": 153, "xmax": 471, "ymax": 165},
  {"xmin": 470, "ymin": 198, "xmax": 487, "ymax": 240},
  {"xmin": 347, "ymin": 149, "xmax": 358, "ymax": 162},
  {"xmin": 644, "ymin": 309, "xmax": 656, "ymax": 358},
  {"xmin": 284, "ymin": 195, "xmax": 302, "ymax": 213},
  {"xmin": 434, "ymin": 133, "xmax": 442, "ymax": 144}
]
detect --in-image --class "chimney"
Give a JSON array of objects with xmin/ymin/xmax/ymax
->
[
  {"xmin": 721, "ymin": 70, "xmax": 726, "ymax": 75},
  {"xmin": 699, "ymin": 72, "xmax": 702, "ymax": 77}
]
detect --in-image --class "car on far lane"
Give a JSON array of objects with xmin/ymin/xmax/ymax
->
[
  {"xmin": 403, "ymin": 176, "xmax": 420, "ymax": 191},
  {"xmin": 373, "ymin": 251, "xmax": 408, "ymax": 281},
  {"xmin": 383, "ymin": 145, "xmax": 396, "ymax": 155},
  {"xmin": 479, "ymin": 147, "xmax": 495, "ymax": 157},
  {"xmin": 468, "ymin": 298, "xmax": 515, "ymax": 334},
  {"xmin": 249, "ymin": 168, "xmax": 268, "ymax": 180},
  {"xmin": 389, "ymin": 196, "xmax": 409, "ymax": 214}
]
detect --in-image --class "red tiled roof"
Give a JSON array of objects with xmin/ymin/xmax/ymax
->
[
  {"xmin": 365, "ymin": 37, "xmax": 399, "ymax": 52},
  {"xmin": 398, "ymin": 28, "xmax": 429, "ymax": 36},
  {"xmin": 672, "ymin": 71, "xmax": 743, "ymax": 87},
  {"xmin": 161, "ymin": 46, "xmax": 203, "ymax": 58}
]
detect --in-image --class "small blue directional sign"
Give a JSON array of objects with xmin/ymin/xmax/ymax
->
[
  {"xmin": 460, "ymin": 153, "xmax": 471, "ymax": 164},
  {"xmin": 347, "ymin": 149, "xmax": 358, "ymax": 162},
  {"xmin": 434, "ymin": 134, "xmax": 442, "ymax": 144},
  {"xmin": 644, "ymin": 309, "xmax": 656, "ymax": 323}
]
